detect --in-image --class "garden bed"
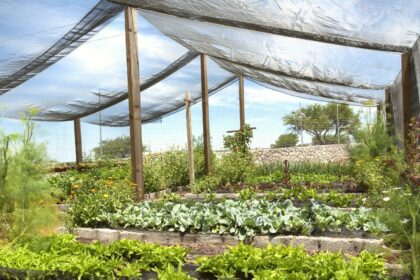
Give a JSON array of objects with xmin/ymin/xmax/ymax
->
[{"xmin": 78, "ymin": 199, "xmax": 385, "ymax": 239}]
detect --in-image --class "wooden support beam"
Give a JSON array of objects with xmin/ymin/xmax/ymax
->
[
  {"xmin": 125, "ymin": 6, "xmax": 145, "ymax": 200},
  {"xmin": 401, "ymin": 53, "xmax": 412, "ymax": 147},
  {"xmin": 385, "ymin": 88, "xmax": 393, "ymax": 135},
  {"xmin": 376, "ymin": 103, "xmax": 383, "ymax": 121},
  {"xmin": 74, "ymin": 118, "xmax": 83, "ymax": 165},
  {"xmin": 201, "ymin": 54, "xmax": 211, "ymax": 175},
  {"xmin": 185, "ymin": 91, "xmax": 195, "ymax": 185},
  {"xmin": 239, "ymin": 75, "xmax": 245, "ymax": 130}
]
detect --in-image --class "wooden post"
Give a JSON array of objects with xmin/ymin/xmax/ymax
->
[
  {"xmin": 385, "ymin": 88, "xmax": 393, "ymax": 135},
  {"xmin": 239, "ymin": 75, "xmax": 245, "ymax": 130},
  {"xmin": 401, "ymin": 53, "xmax": 412, "ymax": 147},
  {"xmin": 125, "ymin": 6, "xmax": 145, "ymax": 200},
  {"xmin": 376, "ymin": 103, "xmax": 383, "ymax": 121},
  {"xmin": 201, "ymin": 54, "xmax": 211, "ymax": 175},
  {"xmin": 74, "ymin": 118, "xmax": 83, "ymax": 165},
  {"xmin": 185, "ymin": 91, "xmax": 195, "ymax": 185}
]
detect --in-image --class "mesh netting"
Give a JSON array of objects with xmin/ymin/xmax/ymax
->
[
  {"xmin": 0, "ymin": 0, "xmax": 122, "ymax": 95},
  {"xmin": 0, "ymin": 0, "xmax": 419, "ymax": 128},
  {"xmin": 112, "ymin": 0, "xmax": 420, "ymax": 52}
]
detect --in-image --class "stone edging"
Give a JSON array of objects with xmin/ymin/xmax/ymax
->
[
  {"xmin": 69, "ymin": 227, "xmax": 384, "ymax": 255},
  {"xmin": 65, "ymin": 227, "xmax": 405, "ymax": 278}
]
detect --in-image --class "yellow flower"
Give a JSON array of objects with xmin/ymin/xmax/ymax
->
[{"xmin": 103, "ymin": 194, "xmax": 109, "ymax": 198}]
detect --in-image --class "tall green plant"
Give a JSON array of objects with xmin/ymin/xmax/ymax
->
[
  {"xmin": 217, "ymin": 125, "xmax": 255, "ymax": 184},
  {"xmin": 349, "ymin": 117, "xmax": 406, "ymax": 207},
  {"xmin": 0, "ymin": 110, "xmax": 57, "ymax": 240}
]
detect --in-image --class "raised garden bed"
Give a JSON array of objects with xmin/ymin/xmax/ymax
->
[{"xmin": 72, "ymin": 227, "xmax": 384, "ymax": 254}]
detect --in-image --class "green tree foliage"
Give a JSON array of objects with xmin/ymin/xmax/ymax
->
[
  {"xmin": 93, "ymin": 136, "xmax": 146, "ymax": 159},
  {"xmin": 0, "ymin": 110, "xmax": 57, "ymax": 240},
  {"xmin": 271, "ymin": 133, "xmax": 298, "ymax": 148},
  {"xmin": 283, "ymin": 103, "xmax": 360, "ymax": 145},
  {"xmin": 311, "ymin": 134, "xmax": 349, "ymax": 145}
]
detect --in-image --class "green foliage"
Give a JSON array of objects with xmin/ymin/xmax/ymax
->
[
  {"xmin": 144, "ymin": 149, "xmax": 190, "ymax": 192},
  {"xmin": 0, "ymin": 110, "xmax": 57, "ymax": 240},
  {"xmin": 379, "ymin": 187, "xmax": 420, "ymax": 278},
  {"xmin": 51, "ymin": 147, "xmax": 208, "ymax": 217},
  {"xmin": 217, "ymin": 125, "xmax": 255, "ymax": 185},
  {"xmin": 196, "ymin": 244, "xmax": 388, "ymax": 280},
  {"xmin": 67, "ymin": 179, "xmax": 134, "ymax": 228},
  {"xmin": 192, "ymin": 175, "xmax": 222, "ymax": 193},
  {"xmin": 291, "ymin": 173, "xmax": 349, "ymax": 185},
  {"xmin": 0, "ymin": 234, "xmax": 187, "ymax": 279},
  {"xmin": 271, "ymin": 133, "xmax": 298, "ymax": 148},
  {"xmin": 97, "ymin": 199, "xmax": 387, "ymax": 240},
  {"xmin": 283, "ymin": 103, "xmax": 360, "ymax": 145},
  {"xmin": 215, "ymin": 151, "xmax": 255, "ymax": 185},
  {"xmin": 238, "ymin": 187, "xmax": 257, "ymax": 201},
  {"xmin": 349, "ymin": 117, "xmax": 407, "ymax": 207},
  {"xmin": 155, "ymin": 265, "xmax": 195, "ymax": 280},
  {"xmin": 223, "ymin": 124, "xmax": 253, "ymax": 154},
  {"xmin": 311, "ymin": 134, "xmax": 349, "ymax": 145},
  {"xmin": 279, "ymin": 188, "xmax": 364, "ymax": 207},
  {"xmin": 192, "ymin": 127, "xmax": 255, "ymax": 191},
  {"xmin": 93, "ymin": 135, "xmax": 147, "ymax": 159}
]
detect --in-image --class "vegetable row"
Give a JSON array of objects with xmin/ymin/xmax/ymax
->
[
  {"xmin": 88, "ymin": 199, "xmax": 388, "ymax": 240},
  {"xmin": 0, "ymin": 235, "xmax": 390, "ymax": 280}
]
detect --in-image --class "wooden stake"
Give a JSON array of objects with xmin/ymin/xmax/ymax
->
[
  {"xmin": 185, "ymin": 91, "xmax": 195, "ymax": 185},
  {"xmin": 74, "ymin": 118, "xmax": 83, "ymax": 165},
  {"xmin": 376, "ymin": 103, "xmax": 383, "ymax": 121},
  {"xmin": 239, "ymin": 75, "xmax": 245, "ymax": 130},
  {"xmin": 201, "ymin": 54, "xmax": 211, "ymax": 175},
  {"xmin": 385, "ymin": 87, "xmax": 393, "ymax": 135},
  {"xmin": 125, "ymin": 6, "xmax": 145, "ymax": 200},
  {"xmin": 401, "ymin": 53, "xmax": 412, "ymax": 147}
]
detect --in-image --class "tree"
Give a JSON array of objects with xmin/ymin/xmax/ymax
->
[
  {"xmin": 93, "ymin": 136, "xmax": 146, "ymax": 159},
  {"xmin": 283, "ymin": 103, "xmax": 360, "ymax": 145},
  {"xmin": 271, "ymin": 133, "xmax": 298, "ymax": 148}
]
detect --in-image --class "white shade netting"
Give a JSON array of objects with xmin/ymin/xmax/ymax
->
[
  {"xmin": 140, "ymin": 10, "xmax": 402, "ymax": 90},
  {"xmin": 113, "ymin": 0, "xmax": 420, "ymax": 52},
  {"xmin": 83, "ymin": 57, "xmax": 236, "ymax": 126},
  {"xmin": 0, "ymin": 0, "xmax": 123, "ymax": 94},
  {"xmin": 0, "ymin": 0, "xmax": 418, "ymax": 128}
]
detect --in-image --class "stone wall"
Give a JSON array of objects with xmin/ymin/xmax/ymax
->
[
  {"xmin": 216, "ymin": 144, "xmax": 350, "ymax": 165},
  {"xmin": 252, "ymin": 144, "xmax": 350, "ymax": 164}
]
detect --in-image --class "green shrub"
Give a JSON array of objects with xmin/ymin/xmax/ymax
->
[
  {"xmin": 0, "ymin": 110, "xmax": 57, "ymax": 240},
  {"xmin": 271, "ymin": 133, "xmax": 299, "ymax": 148},
  {"xmin": 379, "ymin": 186, "xmax": 420, "ymax": 278}
]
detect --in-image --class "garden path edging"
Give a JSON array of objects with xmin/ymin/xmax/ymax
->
[{"xmin": 70, "ymin": 227, "xmax": 384, "ymax": 255}]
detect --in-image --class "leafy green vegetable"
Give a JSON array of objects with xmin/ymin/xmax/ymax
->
[
  {"xmin": 91, "ymin": 199, "xmax": 387, "ymax": 240},
  {"xmin": 0, "ymin": 234, "xmax": 187, "ymax": 279},
  {"xmin": 196, "ymin": 244, "xmax": 389, "ymax": 280}
]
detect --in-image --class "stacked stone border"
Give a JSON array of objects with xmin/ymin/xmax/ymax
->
[
  {"xmin": 71, "ymin": 227, "xmax": 381, "ymax": 254},
  {"xmin": 64, "ymin": 228, "xmax": 404, "ymax": 278}
]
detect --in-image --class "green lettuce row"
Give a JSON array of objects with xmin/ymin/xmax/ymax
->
[
  {"xmin": 197, "ymin": 243, "xmax": 389, "ymax": 280},
  {"xmin": 0, "ymin": 234, "xmax": 187, "ymax": 279}
]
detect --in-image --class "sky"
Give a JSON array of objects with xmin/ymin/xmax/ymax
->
[{"xmin": 0, "ymin": 0, "xmax": 395, "ymax": 162}]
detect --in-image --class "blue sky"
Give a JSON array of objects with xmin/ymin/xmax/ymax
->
[{"xmin": 0, "ymin": 1, "xmax": 388, "ymax": 162}]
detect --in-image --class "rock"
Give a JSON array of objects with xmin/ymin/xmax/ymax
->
[
  {"xmin": 96, "ymin": 228, "xmax": 119, "ymax": 243},
  {"xmin": 75, "ymin": 228, "xmax": 97, "ymax": 240},
  {"xmin": 119, "ymin": 230, "xmax": 146, "ymax": 241}
]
